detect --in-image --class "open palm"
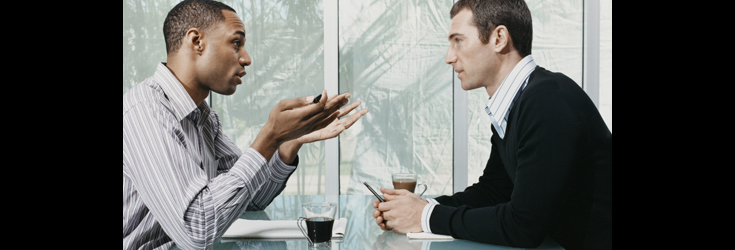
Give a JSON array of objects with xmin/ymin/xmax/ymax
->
[{"xmin": 296, "ymin": 95, "xmax": 369, "ymax": 144}]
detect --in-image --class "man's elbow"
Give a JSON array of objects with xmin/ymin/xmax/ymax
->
[
  {"xmin": 510, "ymin": 238, "xmax": 545, "ymax": 249},
  {"xmin": 500, "ymin": 237, "xmax": 545, "ymax": 249},
  {"xmin": 501, "ymin": 227, "xmax": 547, "ymax": 248}
]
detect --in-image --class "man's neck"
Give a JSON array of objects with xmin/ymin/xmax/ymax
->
[
  {"xmin": 164, "ymin": 59, "xmax": 209, "ymax": 106},
  {"xmin": 485, "ymin": 53, "xmax": 524, "ymax": 98}
]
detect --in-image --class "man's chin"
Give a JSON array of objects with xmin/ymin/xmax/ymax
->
[{"xmin": 213, "ymin": 86, "xmax": 238, "ymax": 96}]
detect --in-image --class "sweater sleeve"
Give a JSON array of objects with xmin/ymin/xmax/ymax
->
[
  {"xmin": 434, "ymin": 136, "xmax": 513, "ymax": 208},
  {"xmin": 429, "ymin": 87, "xmax": 584, "ymax": 248}
]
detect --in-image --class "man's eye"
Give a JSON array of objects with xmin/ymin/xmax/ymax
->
[{"xmin": 234, "ymin": 41, "xmax": 242, "ymax": 50}]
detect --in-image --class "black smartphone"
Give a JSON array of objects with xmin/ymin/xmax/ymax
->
[{"xmin": 364, "ymin": 182, "xmax": 385, "ymax": 202}]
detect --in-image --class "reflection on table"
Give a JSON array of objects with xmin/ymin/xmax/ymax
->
[{"xmin": 173, "ymin": 195, "xmax": 565, "ymax": 250}]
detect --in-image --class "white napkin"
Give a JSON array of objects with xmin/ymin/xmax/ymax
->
[
  {"xmin": 406, "ymin": 232, "xmax": 454, "ymax": 241},
  {"xmin": 222, "ymin": 218, "xmax": 347, "ymax": 239}
]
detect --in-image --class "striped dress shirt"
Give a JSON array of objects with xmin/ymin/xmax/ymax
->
[
  {"xmin": 123, "ymin": 63, "xmax": 297, "ymax": 250},
  {"xmin": 485, "ymin": 55, "xmax": 537, "ymax": 139}
]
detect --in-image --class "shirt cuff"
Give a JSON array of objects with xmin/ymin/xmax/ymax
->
[
  {"xmin": 228, "ymin": 147, "xmax": 269, "ymax": 183},
  {"xmin": 268, "ymin": 149, "xmax": 298, "ymax": 183},
  {"xmin": 421, "ymin": 198, "xmax": 440, "ymax": 233}
]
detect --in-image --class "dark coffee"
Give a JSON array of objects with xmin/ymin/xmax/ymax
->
[
  {"xmin": 392, "ymin": 179, "xmax": 417, "ymax": 192},
  {"xmin": 305, "ymin": 217, "xmax": 334, "ymax": 243}
]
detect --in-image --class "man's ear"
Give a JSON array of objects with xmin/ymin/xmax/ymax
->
[
  {"xmin": 185, "ymin": 28, "xmax": 204, "ymax": 55},
  {"xmin": 492, "ymin": 25, "xmax": 512, "ymax": 53}
]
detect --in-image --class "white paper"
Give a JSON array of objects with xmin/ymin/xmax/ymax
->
[
  {"xmin": 222, "ymin": 218, "xmax": 347, "ymax": 239},
  {"xmin": 406, "ymin": 232, "xmax": 454, "ymax": 241}
]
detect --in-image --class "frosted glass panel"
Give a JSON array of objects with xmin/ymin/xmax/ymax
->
[
  {"xmin": 339, "ymin": 0, "xmax": 455, "ymax": 195},
  {"xmin": 123, "ymin": 0, "xmax": 173, "ymax": 95},
  {"xmin": 467, "ymin": 0, "xmax": 585, "ymax": 186},
  {"xmin": 212, "ymin": 0, "xmax": 326, "ymax": 195}
]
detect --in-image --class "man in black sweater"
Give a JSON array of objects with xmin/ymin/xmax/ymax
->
[{"xmin": 372, "ymin": 1, "xmax": 612, "ymax": 249}]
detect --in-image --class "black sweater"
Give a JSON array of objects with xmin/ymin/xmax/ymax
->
[{"xmin": 431, "ymin": 67, "xmax": 612, "ymax": 250}]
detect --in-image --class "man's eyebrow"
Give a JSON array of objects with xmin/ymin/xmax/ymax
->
[
  {"xmin": 235, "ymin": 31, "xmax": 246, "ymax": 39},
  {"xmin": 448, "ymin": 33, "xmax": 463, "ymax": 41}
]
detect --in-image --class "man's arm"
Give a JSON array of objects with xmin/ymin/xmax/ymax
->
[
  {"xmin": 124, "ymin": 103, "xmax": 276, "ymax": 249},
  {"xmin": 213, "ymin": 125, "xmax": 298, "ymax": 213},
  {"xmin": 428, "ymin": 89, "xmax": 585, "ymax": 248},
  {"xmin": 372, "ymin": 134, "xmax": 513, "ymax": 234},
  {"xmin": 434, "ymin": 139, "xmax": 514, "ymax": 208}
]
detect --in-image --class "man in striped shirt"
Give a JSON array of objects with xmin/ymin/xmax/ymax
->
[{"xmin": 123, "ymin": 1, "xmax": 368, "ymax": 249}]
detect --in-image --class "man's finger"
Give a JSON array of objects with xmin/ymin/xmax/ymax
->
[
  {"xmin": 277, "ymin": 93, "xmax": 320, "ymax": 111},
  {"xmin": 380, "ymin": 187, "xmax": 399, "ymax": 195},
  {"xmin": 372, "ymin": 209, "xmax": 382, "ymax": 219},
  {"xmin": 341, "ymin": 108, "xmax": 369, "ymax": 130},
  {"xmin": 325, "ymin": 92, "xmax": 351, "ymax": 107},
  {"xmin": 336, "ymin": 100, "xmax": 361, "ymax": 118},
  {"xmin": 322, "ymin": 92, "xmax": 351, "ymax": 114},
  {"xmin": 384, "ymin": 219, "xmax": 394, "ymax": 231}
]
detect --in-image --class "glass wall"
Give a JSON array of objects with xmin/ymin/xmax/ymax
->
[
  {"xmin": 338, "ymin": 0, "xmax": 455, "ymax": 195},
  {"xmin": 123, "ymin": 0, "xmax": 173, "ymax": 94}
]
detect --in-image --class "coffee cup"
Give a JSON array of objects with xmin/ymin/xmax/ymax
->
[
  {"xmin": 392, "ymin": 173, "xmax": 428, "ymax": 197},
  {"xmin": 297, "ymin": 202, "xmax": 337, "ymax": 248}
]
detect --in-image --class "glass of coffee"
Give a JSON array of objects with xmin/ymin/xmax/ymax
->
[
  {"xmin": 297, "ymin": 202, "xmax": 337, "ymax": 248},
  {"xmin": 392, "ymin": 173, "xmax": 428, "ymax": 197}
]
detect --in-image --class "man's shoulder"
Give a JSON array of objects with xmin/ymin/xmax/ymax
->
[
  {"xmin": 525, "ymin": 67, "xmax": 579, "ymax": 95},
  {"xmin": 123, "ymin": 77, "xmax": 165, "ymax": 117},
  {"xmin": 521, "ymin": 67, "xmax": 592, "ymax": 108}
]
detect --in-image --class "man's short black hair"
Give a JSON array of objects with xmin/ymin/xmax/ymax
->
[
  {"xmin": 163, "ymin": 0, "xmax": 237, "ymax": 54},
  {"xmin": 451, "ymin": 0, "xmax": 533, "ymax": 57}
]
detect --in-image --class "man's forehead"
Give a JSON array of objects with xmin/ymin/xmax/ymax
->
[
  {"xmin": 448, "ymin": 9, "xmax": 475, "ymax": 39},
  {"xmin": 451, "ymin": 9, "xmax": 475, "ymax": 28},
  {"xmin": 222, "ymin": 10, "xmax": 246, "ymax": 36}
]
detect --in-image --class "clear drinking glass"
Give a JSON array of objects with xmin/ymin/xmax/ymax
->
[{"xmin": 391, "ymin": 173, "xmax": 428, "ymax": 197}]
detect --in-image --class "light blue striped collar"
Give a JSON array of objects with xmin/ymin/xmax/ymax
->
[{"xmin": 485, "ymin": 55, "xmax": 537, "ymax": 139}]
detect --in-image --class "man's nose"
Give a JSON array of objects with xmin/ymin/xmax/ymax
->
[
  {"xmin": 240, "ymin": 49, "xmax": 252, "ymax": 67},
  {"xmin": 445, "ymin": 48, "xmax": 457, "ymax": 65}
]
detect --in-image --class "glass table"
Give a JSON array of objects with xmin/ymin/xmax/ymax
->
[{"xmin": 174, "ymin": 195, "xmax": 565, "ymax": 250}]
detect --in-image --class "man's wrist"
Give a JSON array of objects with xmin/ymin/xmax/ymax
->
[
  {"xmin": 421, "ymin": 199, "xmax": 439, "ymax": 233},
  {"xmin": 278, "ymin": 140, "xmax": 303, "ymax": 165},
  {"xmin": 251, "ymin": 123, "xmax": 280, "ymax": 162}
]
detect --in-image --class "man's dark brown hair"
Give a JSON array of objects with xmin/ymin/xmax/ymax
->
[{"xmin": 450, "ymin": 0, "xmax": 533, "ymax": 57}]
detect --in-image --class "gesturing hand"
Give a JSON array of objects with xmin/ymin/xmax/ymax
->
[
  {"xmin": 251, "ymin": 90, "xmax": 368, "ymax": 162},
  {"xmin": 294, "ymin": 92, "xmax": 369, "ymax": 144}
]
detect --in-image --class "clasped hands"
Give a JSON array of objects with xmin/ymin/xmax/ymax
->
[{"xmin": 372, "ymin": 187, "xmax": 428, "ymax": 234}]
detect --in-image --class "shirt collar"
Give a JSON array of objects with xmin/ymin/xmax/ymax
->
[
  {"xmin": 485, "ymin": 55, "xmax": 537, "ymax": 137},
  {"xmin": 154, "ymin": 63, "xmax": 209, "ymax": 122}
]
